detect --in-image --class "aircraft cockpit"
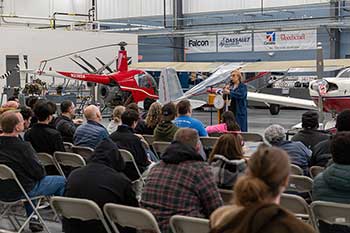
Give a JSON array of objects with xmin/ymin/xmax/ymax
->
[
  {"xmin": 135, "ymin": 72, "xmax": 158, "ymax": 95},
  {"xmin": 336, "ymin": 67, "xmax": 350, "ymax": 78}
]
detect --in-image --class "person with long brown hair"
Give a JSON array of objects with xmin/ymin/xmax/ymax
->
[
  {"xmin": 209, "ymin": 134, "xmax": 246, "ymax": 189},
  {"xmin": 210, "ymin": 146, "xmax": 315, "ymax": 233},
  {"xmin": 206, "ymin": 111, "xmax": 241, "ymax": 135},
  {"xmin": 135, "ymin": 102, "xmax": 162, "ymax": 135}
]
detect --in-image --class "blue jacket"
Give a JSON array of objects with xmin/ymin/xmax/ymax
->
[
  {"xmin": 73, "ymin": 120, "xmax": 109, "ymax": 149},
  {"xmin": 313, "ymin": 163, "xmax": 350, "ymax": 204},
  {"xmin": 230, "ymin": 83, "xmax": 248, "ymax": 132}
]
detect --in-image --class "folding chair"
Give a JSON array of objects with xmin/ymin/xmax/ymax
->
[
  {"xmin": 50, "ymin": 196, "xmax": 112, "ymax": 233},
  {"xmin": 218, "ymin": 189, "xmax": 234, "ymax": 205},
  {"xmin": 118, "ymin": 149, "xmax": 145, "ymax": 184},
  {"xmin": 0, "ymin": 164, "xmax": 51, "ymax": 233},
  {"xmin": 309, "ymin": 166, "xmax": 324, "ymax": 179},
  {"xmin": 71, "ymin": 145, "xmax": 94, "ymax": 160},
  {"xmin": 170, "ymin": 215, "xmax": 209, "ymax": 233},
  {"xmin": 240, "ymin": 132, "xmax": 264, "ymax": 142},
  {"xmin": 199, "ymin": 137, "xmax": 219, "ymax": 148},
  {"xmin": 104, "ymin": 203, "xmax": 161, "ymax": 233},
  {"xmin": 142, "ymin": 135, "xmax": 154, "ymax": 145},
  {"xmin": 291, "ymin": 164, "xmax": 304, "ymax": 176},
  {"xmin": 53, "ymin": 152, "xmax": 86, "ymax": 179},
  {"xmin": 63, "ymin": 142, "xmax": 73, "ymax": 153},
  {"xmin": 152, "ymin": 141, "xmax": 170, "ymax": 158},
  {"xmin": 310, "ymin": 201, "xmax": 350, "ymax": 233},
  {"xmin": 280, "ymin": 193, "xmax": 311, "ymax": 222},
  {"xmin": 286, "ymin": 175, "xmax": 313, "ymax": 199},
  {"xmin": 36, "ymin": 153, "xmax": 56, "ymax": 168}
]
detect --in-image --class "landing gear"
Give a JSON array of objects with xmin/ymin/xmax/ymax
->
[{"xmin": 269, "ymin": 104, "xmax": 280, "ymax": 115}]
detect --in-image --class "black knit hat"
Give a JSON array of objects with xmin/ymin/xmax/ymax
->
[
  {"xmin": 302, "ymin": 111, "xmax": 319, "ymax": 129},
  {"xmin": 336, "ymin": 109, "xmax": 350, "ymax": 132},
  {"xmin": 162, "ymin": 102, "xmax": 176, "ymax": 122}
]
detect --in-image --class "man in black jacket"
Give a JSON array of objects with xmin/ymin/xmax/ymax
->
[
  {"xmin": 24, "ymin": 100, "xmax": 65, "ymax": 155},
  {"xmin": 64, "ymin": 138, "xmax": 138, "ymax": 233},
  {"xmin": 110, "ymin": 109, "xmax": 150, "ymax": 181},
  {"xmin": 0, "ymin": 110, "xmax": 65, "ymax": 232},
  {"xmin": 53, "ymin": 100, "xmax": 82, "ymax": 143}
]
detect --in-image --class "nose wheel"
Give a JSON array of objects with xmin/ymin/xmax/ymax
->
[{"xmin": 269, "ymin": 104, "xmax": 280, "ymax": 115}]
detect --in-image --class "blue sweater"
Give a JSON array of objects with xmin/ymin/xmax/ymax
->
[{"xmin": 73, "ymin": 120, "xmax": 109, "ymax": 149}]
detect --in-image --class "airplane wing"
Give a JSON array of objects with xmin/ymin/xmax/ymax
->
[{"xmin": 247, "ymin": 92, "xmax": 318, "ymax": 110}]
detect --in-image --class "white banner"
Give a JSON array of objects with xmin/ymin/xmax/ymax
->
[
  {"xmin": 254, "ymin": 30, "xmax": 317, "ymax": 51},
  {"xmin": 185, "ymin": 35, "xmax": 217, "ymax": 53},
  {"xmin": 218, "ymin": 34, "xmax": 252, "ymax": 52}
]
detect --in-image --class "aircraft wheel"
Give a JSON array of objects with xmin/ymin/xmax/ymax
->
[{"xmin": 269, "ymin": 104, "xmax": 280, "ymax": 115}]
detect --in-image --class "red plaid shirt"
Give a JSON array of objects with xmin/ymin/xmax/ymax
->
[{"xmin": 141, "ymin": 160, "xmax": 223, "ymax": 233}]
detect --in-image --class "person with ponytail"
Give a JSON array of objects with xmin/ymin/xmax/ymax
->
[
  {"xmin": 210, "ymin": 146, "xmax": 315, "ymax": 233},
  {"xmin": 206, "ymin": 111, "xmax": 241, "ymax": 135},
  {"xmin": 107, "ymin": 105, "xmax": 125, "ymax": 134}
]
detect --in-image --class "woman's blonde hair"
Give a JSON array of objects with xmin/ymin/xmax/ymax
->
[
  {"xmin": 231, "ymin": 70, "xmax": 243, "ymax": 82},
  {"xmin": 112, "ymin": 105, "xmax": 125, "ymax": 124},
  {"xmin": 145, "ymin": 102, "xmax": 162, "ymax": 128}
]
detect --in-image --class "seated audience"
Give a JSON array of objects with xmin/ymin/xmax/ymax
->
[
  {"xmin": 19, "ymin": 106, "xmax": 33, "ymax": 132},
  {"xmin": 210, "ymin": 146, "xmax": 315, "ymax": 233},
  {"xmin": 107, "ymin": 105, "xmax": 125, "ymax": 134},
  {"xmin": 73, "ymin": 105, "xmax": 109, "ymax": 149},
  {"xmin": 264, "ymin": 124, "xmax": 311, "ymax": 175},
  {"xmin": 110, "ymin": 109, "xmax": 150, "ymax": 181},
  {"xmin": 24, "ymin": 100, "xmax": 65, "ymax": 155},
  {"xmin": 209, "ymin": 134, "xmax": 246, "ymax": 189},
  {"xmin": 140, "ymin": 98, "xmax": 156, "ymax": 119},
  {"xmin": 135, "ymin": 102, "xmax": 162, "ymax": 135},
  {"xmin": 153, "ymin": 102, "xmax": 179, "ymax": 142},
  {"xmin": 1, "ymin": 100, "xmax": 19, "ymax": 109},
  {"xmin": 291, "ymin": 111, "xmax": 329, "ymax": 151},
  {"xmin": 54, "ymin": 100, "xmax": 81, "ymax": 142},
  {"xmin": 174, "ymin": 100, "xmax": 208, "ymax": 136},
  {"xmin": 313, "ymin": 132, "xmax": 350, "ymax": 203},
  {"xmin": 0, "ymin": 110, "xmax": 65, "ymax": 232},
  {"xmin": 311, "ymin": 109, "xmax": 350, "ymax": 166},
  {"xmin": 141, "ymin": 128, "xmax": 223, "ymax": 233},
  {"xmin": 206, "ymin": 111, "xmax": 241, "ymax": 135},
  {"xmin": 63, "ymin": 138, "xmax": 138, "ymax": 233}
]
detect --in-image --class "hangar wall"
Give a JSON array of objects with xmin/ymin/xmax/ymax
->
[{"xmin": 0, "ymin": 28, "xmax": 137, "ymax": 95}]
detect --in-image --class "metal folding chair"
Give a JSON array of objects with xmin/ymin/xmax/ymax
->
[
  {"xmin": 310, "ymin": 201, "xmax": 350, "ymax": 233},
  {"xmin": 63, "ymin": 142, "xmax": 73, "ymax": 153},
  {"xmin": 281, "ymin": 193, "xmax": 312, "ymax": 222},
  {"xmin": 50, "ymin": 196, "xmax": 112, "ymax": 233},
  {"xmin": 240, "ymin": 132, "xmax": 264, "ymax": 142},
  {"xmin": 142, "ymin": 135, "xmax": 155, "ymax": 146},
  {"xmin": 199, "ymin": 137, "xmax": 219, "ymax": 148},
  {"xmin": 53, "ymin": 152, "xmax": 86, "ymax": 179},
  {"xmin": 286, "ymin": 175, "xmax": 313, "ymax": 199},
  {"xmin": 118, "ymin": 149, "xmax": 145, "ymax": 184},
  {"xmin": 291, "ymin": 164, "xmax": 304, "ymax": 176},
  {"xmin": 218, "ymin": 189, "xmax": 234, "ymax": 205},
  {"xmin": 71, "ymin": 145, "xmax": 94, "ymax": 160},
  {"xmin": 152, "ymin": 141, "xmax": 170, "ymax": 158},
  {"xmin": 309, "ymin": 166, "xmax": 325, "ymax": 179},
  {"xmin": 104, "ymin": 203, "xmax": 161, "ymax": 233},
  {"xmin": 170, "ymin": 215, "xmax": 209, "ymax": 233},
  {"xmin": 0, "ymin": 164, "xmax": 51, "ymax": 233}
]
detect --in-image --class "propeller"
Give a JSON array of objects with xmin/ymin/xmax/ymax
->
[
  {"xmin": 95, "ymin": 57, "xmax": 115, "ymax": 74},
  {"xmin": 69, "ymin": 58, "xmax": 92, "ymax": 73},
  {"xmin": 76, "ymin": 55, "xmax": 97, "ymax": 73}
]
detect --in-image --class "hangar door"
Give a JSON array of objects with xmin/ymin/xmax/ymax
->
[{"xmin": 6, "ymin": 55, "xmax": 27, "ymax": 87}]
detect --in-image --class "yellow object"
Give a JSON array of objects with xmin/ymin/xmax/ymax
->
[{"xmin": 208, "ymin": 93, "xmax": 216, "ymax": 106}]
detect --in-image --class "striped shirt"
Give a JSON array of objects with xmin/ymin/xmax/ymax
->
[{"xmin": 73, "ymin": 120, "xmax": 109, "ymax": 149}]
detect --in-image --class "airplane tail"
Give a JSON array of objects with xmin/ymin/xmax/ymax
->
[
  {"xmin": 18, "ymin": 54, "xmax": 28, "ymax": 82},
  {"xmin": 158, "ymin": 68, "xmax": 206, "ymax": 109}
]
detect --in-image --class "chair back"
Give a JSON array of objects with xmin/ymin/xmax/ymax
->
[
  {"xmin": 200, "ymin": 137, "xmax": 219, "ymax": 148},
  {"xmin": 280, "ymin": 193, "xmax": 311, "ymax": 219},
  {"xmin": 311, "ymin": 201, "xmax": 350, "ymax": 230},
  {"xmin": 104, "ymin": 203, "xmax": 161, "ymax": 233},
  {"xmin": 287, "ymin": 175, "xmax": 313, "ymax": 194},
  {"xmin": 240, "ymin": 132, "xmax": 264, "ymax": 142},
  {"xmin": 71, "ymin": 145, "xmax": 94, "ymax": 160},
  {"xmin": 51, "ymin": 196, "xmax": 112, "ymax": 233},
  {"xmin": 53, "ymin": 152, "xmax": 86, "ymax": 178},
  {"xmin": 170, "ymin": 215, "xmax": 209, "ymax": 233},
  {"xmin": 219, "ymin": 189, "xmax": 234, "ymax": 205},
  {"xmin": 142, "ymin": 135, "xmax": 154, "ymax": 145},
  {"xmin": 118, "ymin": 149, "xmax": 144, "ymax": 184},
  {"xmin": 0, "ymin": 164, "xmax": 16, "ymax": 181},
  {"xmin": 63, "ymin": 142, "xmax": 74, "ymax": 153},
  {"xmin": 37, "ymin": 152, "xmax": 55, "ymax": 167},
  {"xmin": 152, "ymin": 141, "xmax": 171, "ymax": 157},
  {"xmin": 291, "ymin": 164, "xmax": 304, "ymax": 176},
  {"xmin": 310, "ymin": 166, "xmax": 324, "ymax": 179}
]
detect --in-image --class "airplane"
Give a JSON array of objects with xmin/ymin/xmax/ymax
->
[{"xmin": 18, "ymin": 42, "xmax": 159, "ymax": 108}]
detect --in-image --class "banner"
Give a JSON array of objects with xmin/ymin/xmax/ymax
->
[
  {"xmin": 218, "ymin": 34, "xmax": 252, "ymax": 52},
  {"xmin": 185, "ymin": 35, "xmax": 217, "ymax": 53},
  {"xmin": 254, "ymin": 30, "xmax": 317, "ymax": 51}
]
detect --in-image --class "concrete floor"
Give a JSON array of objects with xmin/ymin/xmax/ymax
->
[{"xmin": 0, "ymin": 107, "xmax": 317, "ymax": 233}]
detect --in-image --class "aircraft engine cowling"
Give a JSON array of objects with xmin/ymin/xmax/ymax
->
[{"xmin": 98, "ymin": 84, "xmax": 132, "ymax": 107}]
